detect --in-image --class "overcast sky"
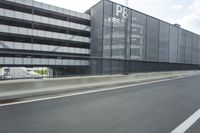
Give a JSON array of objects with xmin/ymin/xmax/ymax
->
[{"xmin": 36, "ymin": 0, "xmax": 200, "ymax": 34}]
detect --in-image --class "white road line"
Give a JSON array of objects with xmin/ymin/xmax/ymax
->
[
  {"xmin": 0, "ymin": 74, "xmax": 198, "ymax": 107},
  {"xmin": 171, "ymin": 108, "xmax": 200, "ymax": 133}
]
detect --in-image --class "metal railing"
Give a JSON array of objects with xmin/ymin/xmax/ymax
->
[{"xmin": 0, "ymin": 56, "xmax": 199, "ymax": 81}]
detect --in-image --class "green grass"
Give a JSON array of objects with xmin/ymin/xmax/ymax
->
[{"xmin": 34, "ymin": 70, "xmax": 48, "ymax": 75}]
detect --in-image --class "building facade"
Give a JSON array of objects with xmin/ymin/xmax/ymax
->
[
  {"xmin": 89, "ymin": 0, "xmax": 200, "ymax": 74},
  {"xmin": 0, "ymin": 0, "xmax": 200, "ymax": 77},
  {"xmin": 0, "ymin": 0, "xmax": 90, "ymax": 75}
]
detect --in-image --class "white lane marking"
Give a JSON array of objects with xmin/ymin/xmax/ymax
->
[
  {"xmin": 0, "ymin": 74, "xmax": 198, "ymax": 107},
  {"xmin": 171, "ymin": 108, "xmax": 200, "ymax": 133}
]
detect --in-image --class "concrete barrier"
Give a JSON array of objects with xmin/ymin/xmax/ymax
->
[
  {"xmin": 0, "ymin": 70, "xmax": 200, "ymax": 102},
  {"xmin": 0, "ymin": 74, "xmax": 124, "ymax": 91}
]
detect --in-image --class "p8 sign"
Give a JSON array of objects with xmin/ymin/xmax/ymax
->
[{"xmin": 116, "ymin": 4, "xmax": 128, "ymax": 18}]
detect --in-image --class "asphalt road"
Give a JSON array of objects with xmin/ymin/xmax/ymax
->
[{"xmin": 1, "ymin": 76, "xmax": 200, "ymax": 133}]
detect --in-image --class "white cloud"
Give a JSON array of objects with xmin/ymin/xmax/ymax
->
[
  {"xmin": 187, "ymin": 0, "xmax": 200, "ymax": 14},
  {"xmin": 171, "ymin": 4, "xmax": 183, "ymax": 11},
  {"xmin": 177, "ymin": 0, "xmax": 200, "ymax": 34},
  {"xmin": 179, "ymin": 15, "xmax": 200, "ymax": 33}
]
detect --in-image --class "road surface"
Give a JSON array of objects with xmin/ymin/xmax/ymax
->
[{"xmin": 0, "ymin": 76, "xmax": 200, "ymax": 133}]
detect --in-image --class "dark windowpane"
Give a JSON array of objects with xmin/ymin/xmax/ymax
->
[
  {"xmin": 146, "ymin": 17, "xmax": 159, "ymax": 61},
  {"xmin": 169, "ymin": 25, "xmax": 178, "ymax": 63},
  {"xmin": 159, "ymin": 21, "xmax": 169, "ymax": 62},
  {"xmin": 131, "ymin": 11, "xmax": 146, "ymax": 61}
]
